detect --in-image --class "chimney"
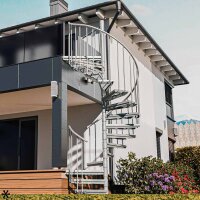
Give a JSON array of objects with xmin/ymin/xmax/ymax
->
[{"xmin": 50, "ymin": 0, "xmax": 68, "ymax": 16}]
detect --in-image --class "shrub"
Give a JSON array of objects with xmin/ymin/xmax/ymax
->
[
  {"xmin": 116, "ymin": 152, "xmax": 169, "ymax": 194},
  {"xmin": 175, "ymin": 146, "xmax": 200, "ymax": 184},
  {"xmin": 116, "ymin": 152, "xmax": 199, "ymax": 194}
]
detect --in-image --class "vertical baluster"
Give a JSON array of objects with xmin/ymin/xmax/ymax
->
[
  {"xmin": 94, "ymin": 30, "xmax": 97, "ymax": 75},
  {"xmin": 76, "ymin": 137, "xmax": 79, "ymax": 193},
  {"xmin": 123, "ymin": 47, "xmax": 126, "ymax": 91},
  {"xmin": 68, "ymin": 23, "xmax": 71, "ymax": 64},
  {"xmin": 94, "ymin": 123, "xmax": 97, "ymax": 160},
  {"xmin": 80, "ymin": 26, "xmax": 82, "ymax": 71},
  {"xmin": 92, "ymin": 29, "xmax": 94, "ymax": 75},
  {"xmin": 117, "ymin": 42, "xmax": 120, "ymax": 90},
  {"xmin": 86, "ymin": 27, "xmax": 89, "ymax": 74},
  {"xmin": 81, "ymin": 140, "xmax": 84, "ymax": 193},
  {"xmin": 89, "ymin": 127, "xmax": 91, "ymax": 163},
  {"xmin": 75, "ymin": 26, "xmax": 77, "ymax": 70}
]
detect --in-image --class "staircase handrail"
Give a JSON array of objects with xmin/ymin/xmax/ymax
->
[
  {"xmin": 68, "ymin": 22, "xmax": 139, "ymax": 103},
  {"xmin": 68, "ymin": 125, "xmax": 87, "ymax": 143}
]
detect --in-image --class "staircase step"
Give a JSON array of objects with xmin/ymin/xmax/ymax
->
[
  {"xmin": 103, "ymin": 90, "xmax": 128, "ymax": 102},
  {"xmin": 98, "ymin": 80, "xmax": 114, "ymax": 91},
  {"xmin": 106, "ymin": 124, "xmax": 139, "ymax": 129},
  {"xmin": 106, "ymin": 101, "xmax": 136, "ymax": 111},
  {"xmin": 107, "ymin": 152, "xmax": 114, "ymax": 157},
  {"xmin": 87, "ymin": 161, "xmax": 103, "ymax": 167},
  {"xmin": 71, "ymin": 179, "xmax": 104, "ymax": 185},
  {"xmin": 107, "ymin": 143, "xmax": 127, "ymax": 148},
  {"xmin": 75, "ymin": 189, "xmax": 106, "ymax": 194},
  {"xmin": 107, "ymin": 134, "xmax": 132, "ymax": 139},
  {"xmin": 107, "ymin": 112, "xmax": 140, "ymax": 120},
  {"xmin": 67, "ymin": 171, "xmax": 104, "ymax": 176}
]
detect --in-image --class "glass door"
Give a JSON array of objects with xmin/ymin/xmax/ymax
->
[{"xmin": 0, "ymin": 117, "xmax": 37, "ymax": 171}]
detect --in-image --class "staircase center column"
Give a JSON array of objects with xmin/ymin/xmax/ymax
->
[{"xmin": 100, "ymin": 19, "xmax": 109, "ymax": 194}]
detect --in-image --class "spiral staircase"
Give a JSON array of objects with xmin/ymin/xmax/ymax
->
[{"xmin": 63, "ymin": 23, "xmax": 140, "ymax": 194}]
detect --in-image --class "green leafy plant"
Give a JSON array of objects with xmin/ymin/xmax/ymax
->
[
  {"xmin": 116, "ymin": 152, "xmax": 199, "ymax": 194},
  {"xmin": 175, "ymin": 146, "xmax": 200, "ymax": 184}
]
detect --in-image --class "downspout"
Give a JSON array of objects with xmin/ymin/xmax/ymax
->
[
  {"xmin": 106, "ymin": 0, "xmax": 122, "ymax": 79},
  {"xmin": 107, "ymin": 0, "xmax": 122, "ymax": 33}
]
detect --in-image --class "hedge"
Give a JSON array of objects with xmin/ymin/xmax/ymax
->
[
  {"xmin": 175, "ymin": 146, "xmax": 200, "ymax": 183},
  {"xmin": 0, "ymin": 195, "xmax": 200, "ymax": 200}
]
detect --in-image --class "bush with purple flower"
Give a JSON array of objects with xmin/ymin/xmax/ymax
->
[{"xmin": 145, "ymin": 173, "xmax": 175, "ymax": 194}]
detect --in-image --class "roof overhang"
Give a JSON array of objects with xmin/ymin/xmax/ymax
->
[{"xmin": 0, "ymin": 0, "xmax": 189, "ymax": 86}]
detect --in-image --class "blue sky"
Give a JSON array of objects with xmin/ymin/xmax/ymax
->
[{"xmin": 0, "ymin": 0, "xmax": 200, "ymax": 120}]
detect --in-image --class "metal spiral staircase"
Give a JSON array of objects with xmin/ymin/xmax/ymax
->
[{"xmin": 63, "ymin": 23, "xmax": 140, "ymax": 194}]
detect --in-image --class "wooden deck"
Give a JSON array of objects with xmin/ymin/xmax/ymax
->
[{"xmin": 0, "ymin": 170, "xmax": 70, "ymax": 194}]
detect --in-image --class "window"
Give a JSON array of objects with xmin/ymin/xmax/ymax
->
[
  {"xmin": 156, "ymin": 132, "xmax": 162, "ymax": 159},
  {"xmin": 168, "ymin": 139, "xmax": 175, "ymax": 161},
  {"xmin": 165, "ymin": 83, "xmax": 173, "ymax": 106}
]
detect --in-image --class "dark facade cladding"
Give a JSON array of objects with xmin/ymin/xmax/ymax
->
[{"xmin": 0, "ymin": 25, "xmax": 63, "ymax": 67}]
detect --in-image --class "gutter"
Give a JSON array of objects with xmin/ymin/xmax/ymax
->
[{"xmin": 0, "ymin": 1, "xmax": 117, "ymax": 33}]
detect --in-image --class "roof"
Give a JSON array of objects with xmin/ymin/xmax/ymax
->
[
  {"xmin": 176, "ymin": 119, "xmax": 200, "ymax": 126},
  {"xmin": 0, "ymin": 0, "xmax": 189, "ymax": 86}
]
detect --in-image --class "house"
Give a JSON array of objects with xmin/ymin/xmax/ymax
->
[
  {"xmin": 0, "ymin": 0, "xmax": 189, "ymax": 194},
  {"xmin": 175, "ymin": 119, "xmax": 200, "ymax": 148}
]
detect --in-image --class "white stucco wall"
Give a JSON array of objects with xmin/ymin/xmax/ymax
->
[
  {"xmin": 107, "ymin": 25, "xmax": 170, "ymax": 165},
  {"xmin": 0, "ymin": 110, "xmax": 52, "ymax": 170}
]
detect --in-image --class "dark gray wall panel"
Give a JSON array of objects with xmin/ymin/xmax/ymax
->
[
  {"xmin": 25, "ymin": 25, "xmax": 63, "ymax": 62},
  {"xmin": 0, "ymin": 34, "xmax": 24, "ymax": 67},
  {"xmin": 0, "ymin": 24, "xmax": 63, "ymax": 68},
  {"xmin": 19, "ymin": 59, "xmax": 53, "ymax": 88},
  {"xmin": 0, "ymin": 65, "xmax": 18, "ymax": 92}
]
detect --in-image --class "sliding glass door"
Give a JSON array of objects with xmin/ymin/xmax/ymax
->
[{"xmin": 0, "ymin": 117, "xmax": 37, "ymax": 171}]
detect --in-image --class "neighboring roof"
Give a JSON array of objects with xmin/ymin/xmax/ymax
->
[
  {"xmin": 0, "ymin": 0, "xmax": 189, "ymax": 86},
  {"xmin": 176, "ymin": 119, "xmax": 200, "ymax": 126}
]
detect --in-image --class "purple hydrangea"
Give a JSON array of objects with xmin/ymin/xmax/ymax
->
[
  {"xmin": 169, "ymin": 176, "xmax": 175, "ymax": 181},
  {"xmin": 158, "ymin": 181, "xmax": 163, "ymax": 186},
  {"xmin": 164, "ymin": 177, "xmax": 170, "ymax": 183},
  {"xmin": 150, "ymin": 180, "xmax": 156, "ymax": 186},
  {"xmin": 161, "ymin": 185, "xmax": 168, "ymax": 191}
]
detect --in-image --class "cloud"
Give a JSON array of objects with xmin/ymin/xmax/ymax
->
[{"xmin": 131, "ymin": 4, "xmax": 153, "ymax": 16}]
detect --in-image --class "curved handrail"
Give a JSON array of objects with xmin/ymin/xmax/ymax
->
[
  {"xmin": 68, "ymin": 125, "xmax": 87, "ymax": 142},
  {"xmin": 68, "ymin": 22, "xmax": 139, "ymax": 103}
]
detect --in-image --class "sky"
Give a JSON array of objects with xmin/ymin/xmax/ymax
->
[{"xmin": 0, "ymin": 0, "xmax": 200, "ymax": 120}]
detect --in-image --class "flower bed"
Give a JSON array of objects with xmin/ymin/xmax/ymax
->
[{"xmin": 117, "ymin": 152, "xmax": 199, "ymax": 194}]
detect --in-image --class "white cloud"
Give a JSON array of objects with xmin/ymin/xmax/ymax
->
[{"xmin": 131, "ymin": 4, "xmax": 153, "ymax": 16}]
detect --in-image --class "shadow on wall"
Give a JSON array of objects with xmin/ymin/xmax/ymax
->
[{"xmin": 68, "ymin": 103, "xmax": 102, "ymax": 137}]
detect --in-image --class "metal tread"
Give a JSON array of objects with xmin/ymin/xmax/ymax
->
[
  {"xmin": 74, "ymin": 189, "xmax": 106, "ymax": 194},
  {"xmin": 67, "ymin": 171, "xmax": 104, "ymax": 176},
  {"xmin": 106, "ymin": 123, "xmax": 139, "ymax": 129},
  {"xmin": 106, "ymin": 101, "xmax": 137, "ymax": 111},
  {"xmin": 107, "ymin": 133, "xmax": 132, "ymax": 139},
  {"xmin": 107, "ymin": 112, "xmax": 140, "ymax": 120},
  {"xmin": 71, "ymin": 179, "xmax": 104, "ymax": 185},
  {"xmin": 87, "ymin": 161, "xmax": 103, "ymax": 167},
  {"xmin": 107, "ymin": 143, "xmax": 127, "ymax": 148},
  {"xmin": 103, "ymin": 89, "xmax": 128, "ymax": 102}
]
